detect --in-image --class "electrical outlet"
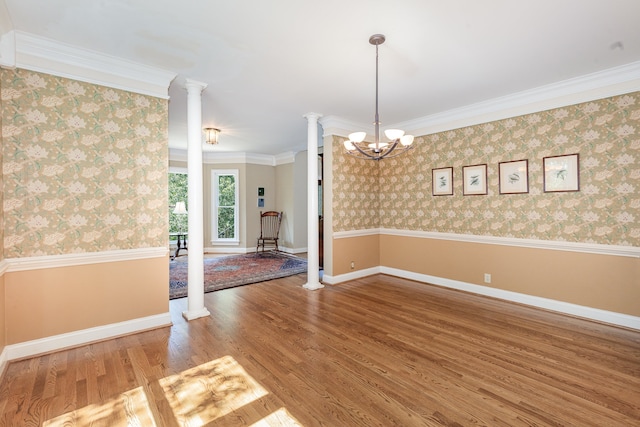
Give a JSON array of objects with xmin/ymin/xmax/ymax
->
[
  {"xmin": 351, "ymin": 261, "xmax": 355, "ymax": 270},
  {"xmin": 484, "ymin": 273, "xmax": 492, "ymax": 284}
]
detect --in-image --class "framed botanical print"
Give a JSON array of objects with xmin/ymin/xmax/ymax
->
[
  {"xmin": 543, "ymin": 153, "xmax": 580, "ymax": 192},
  {"xmin": 462, "ymin": 164, "xmax": 488, "ymax": 195},
  {"xmin": 432, "ymin": 167, "xmax": 454, "ymax": 196},
  {"xmin": 499, "ymin": 159, "xmax": 529, "ymax": 194}
]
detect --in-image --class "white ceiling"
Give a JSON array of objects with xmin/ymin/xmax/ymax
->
[{"xmin": 3, "ymin": 0, "xmax": 640, "ymax": 156}]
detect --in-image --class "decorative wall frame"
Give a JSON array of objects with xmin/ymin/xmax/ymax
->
[
  {"xmin": 543, "ymin": 153, "xmax": 580, "ymax": 192},
  {"xmin": 462, "ymin": 164, "xmax": 488, "ymax": 195},
  {"xmin": 499, "ymin": 159, "xmax": 529, "ymax": 194},
  {"xmin": 432, "ymin": 167, "xmax": 454, "ymax": 196}
]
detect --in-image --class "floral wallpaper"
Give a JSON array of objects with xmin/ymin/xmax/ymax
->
[
  {"xmin": 333, "ymin": 92, "xmax": 640, "ymax": 247},
  {"xmin": 1, "ymin": 68, "xmax": 169, "ymax": 258},
  {"xmin": 0, "ymin": 75, "xmax": 3, "ymax": 261},
  {"xmin": 332, "ymin": 152, "xmax": 380, "ymax": 231}
]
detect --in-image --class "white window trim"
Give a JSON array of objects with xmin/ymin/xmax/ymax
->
[{"xmin": 211, "ymin": 169, "xmax": 239, "ymax": 244}]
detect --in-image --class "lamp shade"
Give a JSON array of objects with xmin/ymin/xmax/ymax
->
[
  {"xmin": 384, "ymin": 129, "xmax": 405, "ymax": 141},
  {"xmin": 400, "ymin": 135, "xmax": 415, "ymax": 146},
  {"xmin": 349, "ymin": 132, "xmax": 367, "ymax": 143},
  {"xmin": 173, "ymin": 201, "xmax": 188, "ymax": 214}
]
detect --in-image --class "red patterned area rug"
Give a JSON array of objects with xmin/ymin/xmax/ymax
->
[{"xmin": 169, "ymin": 252, "xmax": 307, "ymax": 299}]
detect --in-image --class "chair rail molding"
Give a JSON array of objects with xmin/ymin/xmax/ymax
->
[
  {"xmin": 5, "ymin": 247, "xmax": 168, "ymax": 272},
  {"xmin": 333, "ymin": 228, "xmax": 640, "ymax": 258}
]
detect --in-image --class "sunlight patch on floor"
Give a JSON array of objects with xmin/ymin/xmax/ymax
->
[
  {"xmin": 43, "ymin": 386, "xmax": 156, "ymax": 426},
  {"xmin": 159, "ymin": 355, "xmax": 269, "ymax": 426},
  {"xmin": 250, "ymin": 407, "xmax": 304, "ymax": 426},
  {"xmin": 42, "ymin": 355, "xmax": 304, "ymax": 426}
]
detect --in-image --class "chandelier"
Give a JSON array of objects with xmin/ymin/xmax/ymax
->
[{"xmin": 344, "ymin": 34, "xmax": 414, "ymax": 160}]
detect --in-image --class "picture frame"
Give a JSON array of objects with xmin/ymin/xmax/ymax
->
[
  {"xmin": 432, "ymin": 167, "xmax": 454, "ymax": 196},
  {"xmin": 257, "ymin": 197, "xmax": 265, "ymax": 208},
  {"xmin": 499, "ymin": 159, "xmax": 529, "ymax": 194},
  {"xmin": 258, "ymin": 187, "xmax": 265, "ymax": 196},
  {"xmin": 462, "ymin": 164, "xmax": 488, "ymax": 195},
  {"xmin": 543, "ymin": 153, "xmax": 580, "ymax": 193}
]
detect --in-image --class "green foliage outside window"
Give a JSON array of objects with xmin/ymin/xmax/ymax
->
[
  {"xmin": 169, "ymin": 173, "xmax": 188, "ymax": 235},
  {"xmin": 217, "ymin": 175, "xmax": 236, "ymax": 239}
]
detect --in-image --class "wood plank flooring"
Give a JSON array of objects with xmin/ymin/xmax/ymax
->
[{"xmin": 0, "ymin": 273, "xmax": 639, "ymax": 426}]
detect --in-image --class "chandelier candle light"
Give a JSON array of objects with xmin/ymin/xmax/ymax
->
[{"xmin": 344, "ymin": 34, "xmax": 414, "ymax": 160}]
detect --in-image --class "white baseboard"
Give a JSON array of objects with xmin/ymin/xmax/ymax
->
[
  {"xmin": 324, "ymin": 266, "xmax": 640, "ymax": 330},
  {"xmin": 0, "ymin": 348, "xmax": 8, "ymax": 379},
  {"xmin": 203, "ymin": 246, "xmax": 308, "ymax": 255},
  {"xmin": 2, "ymin": 312, "xmax": 172, "ymax": 366},
  {"xmin": 322, "ymin": 266, "xmax": 381, "ymax": 285},
  {"xmin": 204, "ymin": 246, "xmax": 248, "ymax": 254},
  {"xmin": 280, "ymin": 246, "xmax": 307, "ymax": 254}
]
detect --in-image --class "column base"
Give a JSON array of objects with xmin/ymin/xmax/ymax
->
[
  {"xmin": 303, "ymin": 282, "xmax": 325, "ymax": 291},
  {"xmin": 182, "ymin": 308, "xmax": 211, "ymax": 321}
]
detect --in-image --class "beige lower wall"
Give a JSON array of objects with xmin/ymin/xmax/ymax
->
[
  {"xmin": 332, "ymin": 234, "xmax": 380, "ymax": 275},
  {"xmin": 0, "ymin": 273, "xmax": 5, "ymax": 354},
  {"xmin": 4, "ymin": 256, "xmax": 169, "ymax": 345},
  {"xmin": 379, "ymin": 234, "xmax": 640, "ymax": 317}
]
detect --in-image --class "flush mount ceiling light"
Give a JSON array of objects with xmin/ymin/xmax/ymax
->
[
  {"xmin": 344, "ymin": 34, "xmax": 414, "ymax": 161},
  {"xmin": 203, "ymin": 127, "xmax": 220, "ymax": 145}
]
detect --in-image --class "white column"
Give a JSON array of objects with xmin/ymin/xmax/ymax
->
[
  {"xmin": 303, "ymin": 113, "xmax": 324, "ymax": 290},
  {"xmin": 182, "ymin": 79, "xmax": 211, "ymax": 320}
]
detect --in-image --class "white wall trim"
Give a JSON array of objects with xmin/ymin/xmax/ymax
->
[
  {"xmin": 333, "ymin": 228, "xmax": 639, "ymax": 258},
  {"xmin": 203, "ymin": 151, "xmax": 276, "ymax": 165},
  {"xmin": 170, "ymin": 148, "xmax": 298, "ymax": 166},
  {"xmin": 322, "ymin": 266, "xmax": 381, "ymax": 285},
  {"xmin": 381, "ymin": 228, "xmax": 640, "ymax": 258},
  {"xmin": 274, "ymin": 151, "xmax": 297, "ymax": 165},
  {"xmin": 279, "ymin": 246, "xmax": 308, "ymax": 255},
  {"xmin": 0, "ymin": 259, "xmax": 9, "ymax": 276},
  {"xmin": 0, "ymin": 348, "xmax": 7, "ymax": 379},
  {"xmin": 5, "ymin": 247, "xmax": 168, "ymax": 272},
  {"xmin": 2, "ymin": 313, "xmax": 172, "ymax": 363},
  {"xmin": 205, "ymin": 246, "xmax": 250, "ymax": 254},
  {"xmin": 332, "ymin": 228, "xmax": 381, "ymax": 239},
  {"xmin": 0, "ymin": 29, "xmax": 16, "ymax": 68},
  {"xmin": 398, "ymin": 61, "xmax": 640, "ymax": 136},
  {"xmin": 322, "ymin": 266, "xmax": 639, "ymax": 330},
  {"xmin": 203, "ymin": 246, "xmax": 308, "ymax": 255},
  {"xmin": 380, "ymin": 267, "xmax": 640, "ymax": 331},
  {"xmin": 13, "ymin": 31, "xmax": 176, "ymax": 99},
  {"xmin": 322, "ymin": 61, "xmax": 640, "ymax": 139}
]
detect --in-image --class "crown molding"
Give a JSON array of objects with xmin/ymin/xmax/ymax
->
[
  {"xmin": 13, "ymin": 31, "xmax": 176, "ymax": 99},
  {"xmin": 320, "ymin": 115, "xmax": 371, "ymax": 139},
  {"xmin": 322, "ymin": 61, "xmax": 640, "ymax": 138},
  {"xmin": 203, "ymin": 151, "xmax": 275, "ymax": 165},
  {"xmin": 169, "ymin": 148, "xmax": 296, "ymax": 166},
  {"xmin": 397, "ymin": 61, "xmax": 640, "ymax": 136},
  {"xmin": 274, "ymin": 151, "xmax": 296, "ymax": 165},
  {"xmin": 0, "ymin": 29, "xmax": 15, "ymax": 67}
]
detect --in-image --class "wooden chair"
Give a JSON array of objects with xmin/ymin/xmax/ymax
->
[{"xmin": 256, "ymin": 211, "xmax": 283, "ymax": 253}]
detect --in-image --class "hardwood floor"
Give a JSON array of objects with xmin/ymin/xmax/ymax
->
[{"xmin": 1, "ymin": 273, "xmax": 639, "ymax": 426}]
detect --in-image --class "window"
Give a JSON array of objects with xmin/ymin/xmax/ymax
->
[
  {"xmin": 212, "ymin": 169, "xmax": 239, "ymax": 243},
  {"xmin": 169, "ymin": 168, "xmax": 188, "ymax": 235}
]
